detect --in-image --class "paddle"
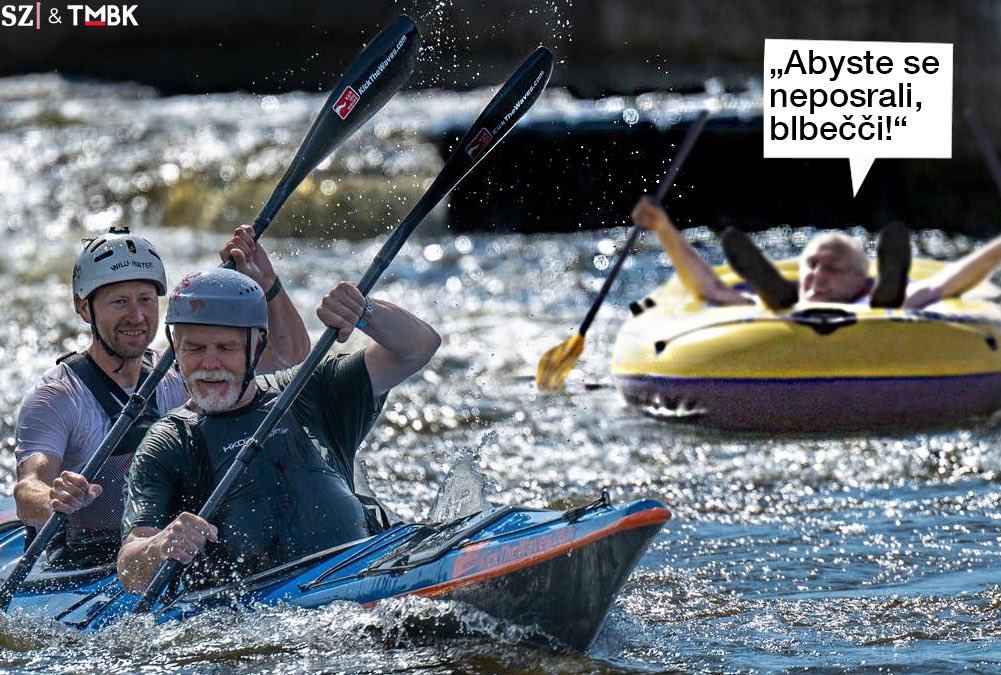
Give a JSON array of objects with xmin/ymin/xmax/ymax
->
[
  {"xmin": 133, "ymin": 46, "xmax": 555, "ymax": 614},
  {"xmin": 965, "ymin": 109, "xmax": 1001, "ymax": 197},
  {"xmin": 535, "ymin": 109, "xmax": 710, "ymax": 391},
  {"xmin": 0, "ymin": 15, "xmax": 419, "ymax": 612}
]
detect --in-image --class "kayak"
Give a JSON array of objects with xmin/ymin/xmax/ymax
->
[
  {"xmin": 0, "ymin": 494, "xmax": 668, "ymax": 650},
  {"xmin": 611, "ymin": 258, "xmax": 1001, "ymax": 431}
]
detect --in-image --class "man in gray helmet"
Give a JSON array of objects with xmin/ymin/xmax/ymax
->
[
  {"xmin": 13, "ymin": 226, "xmax": 309, "ymax": 567},
  {"xmin": 117, "ymin": 269, "xmax": 440, "ymax": 591}
]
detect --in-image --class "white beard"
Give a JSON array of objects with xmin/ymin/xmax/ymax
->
[{"xmin": 185, "ymin": 369, "xmax": 240, "ymax": 413}]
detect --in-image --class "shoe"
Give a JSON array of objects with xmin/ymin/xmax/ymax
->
[
  {"xmin": 721, "ymin": 227, "xmax": 799, "ymax": 311},
  {"xmin": 870, "ymin": 222, "xmax": 911, "ymax": 308}
]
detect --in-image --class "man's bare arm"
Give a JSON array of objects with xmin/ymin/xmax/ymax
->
[
  {"xmin": 259, "ymin": 281, "xmax": 311, "ymax": 371},
  {"xmin": 13, "ymin": 455, "xmax": 60, "ymax": 528},
  {"xmin": 14, "ymin": 454, "xmax": 102, "ymax": 528},
  {"xmin": 316, "ymin": 283, "xmax": 441, "ymax": 397},
  {"xmin": 118, "ymin": 514, "xmax": 217, "ymax": 593},
  {"xmin": 221, "ymin": 225, "xmax": 311, "ymax": 371},
  {"xmin": 905, "ymin": 235, "xmax": 1001, "ymax": 309},
  {"xmin": 360, "ymin": 300, "xmax": 441, "ymax": 396},
  {"xmin": 631, "ymin": 197, "xmax": 752, "ymax": 306}
]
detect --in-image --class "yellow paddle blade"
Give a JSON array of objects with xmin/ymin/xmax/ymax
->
[{"xmin": 535, "ymin": 332, "xmax": 586, "ymax": 391}]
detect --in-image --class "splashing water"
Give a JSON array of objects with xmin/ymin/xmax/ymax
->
[{"xmin": 427, "ymin": 430, "xmax": 495, "ymax": 522}]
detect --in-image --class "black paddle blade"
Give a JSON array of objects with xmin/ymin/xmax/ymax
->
[
  {"xmin": 354, "ymin": 45, "xmax": 555, "ymax": 293},
  {"xmin": 439, "ymin": 46, "xmax": 553, "ymax": 186},
  {"xmin": 254, "ymin": 15, "xmax": 419, "ymax": 234}
]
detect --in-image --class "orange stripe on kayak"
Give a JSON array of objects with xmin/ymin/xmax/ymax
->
[{"xmin": 360, "ymin": 506, "xmax": 670, "ymax": 608}]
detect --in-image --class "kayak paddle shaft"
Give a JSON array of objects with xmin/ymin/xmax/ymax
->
[{"xmin": 577, "ymin": 109, "xmax": 709, "ymax": 336}]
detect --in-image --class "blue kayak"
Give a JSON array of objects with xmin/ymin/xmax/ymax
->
[{"xmin": 0, "ymin": 495, "xmax": 669, "ymax": 650}]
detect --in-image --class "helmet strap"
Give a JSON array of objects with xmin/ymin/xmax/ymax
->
[
  {"xmin": 87, "ymin": 296, "xmax": 127, "ymax": 374},
  {"xmin": 236, "ymin": 328, "xmax": 268, "ymax": 402}
]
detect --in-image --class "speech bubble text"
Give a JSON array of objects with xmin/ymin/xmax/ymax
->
[{"xmin": 764, "ymin": 39, "xmax": 953, "ymax": 196}]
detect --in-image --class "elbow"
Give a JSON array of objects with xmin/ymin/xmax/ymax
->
[
  {"xmin": 116, "ymin": 542, "xmax": 133, "ymax": 591},
  {"xmin": 117, "ymin": 566, "xmax": 139, "ymax": 594},
  {"xmin": 400, "ymin": 324, "xmax": 441, "ymax": 372},
  {"xmin": 418, "ymin": 325, "xmax": 441, "ymax": 367},
  {"xmin": 12, "ymin": 481, "xmax": 27, "ymax": 522},
  {"xmin": 13, "ymin": 481, "xmax": 45, "ymax": 529}
]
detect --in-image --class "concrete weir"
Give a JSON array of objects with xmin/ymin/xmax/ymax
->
[
  {"xmin": 435, "ymin": 110, "xmax": 1001, "ymax": 236},
  {"xmin": 3, "ymin": 0, "xmax": 1001, "ymax": 235}
]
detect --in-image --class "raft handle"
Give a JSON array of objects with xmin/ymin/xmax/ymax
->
[
  {"xmin": 790, "ymin": 308, "xmax": 858, "ymax": 336},
  {"xmin": 628, "ymin": 297, "xmax": 657, "ymax": 317}
]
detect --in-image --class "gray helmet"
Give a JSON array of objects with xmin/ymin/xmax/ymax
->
[
  {"xmin": 72, "ymin": 226, "xmax": 167, "ymax": 298},
  {"xmin": 166, "ymin": 268, "xmax": 267, "ymax": 330},
  {"xmin": 166, "ymin": 268, "xmax": 269, "ymax": 405}
]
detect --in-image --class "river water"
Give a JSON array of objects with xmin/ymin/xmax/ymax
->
[{"xmin": 0, "ymin": 76, "xmax": 999, "ymax": 673}]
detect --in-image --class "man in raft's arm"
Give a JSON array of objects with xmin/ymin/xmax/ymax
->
[
  {"xmin": 631, "ymin": 196, "xmax": 1001, "ymax": 311},
  {"xmin": 630, "ymin": 196, "xmax": 753, "ymax": 306},
  {"xmin": 117, "ymin": 270, "xmax": 439, "ymax": 593},
  {"xmin": 12, "ymin": 226, "xmax": 309, "ymax": 567},
  {"xmin": 904, "ymin": 235, "xmax": 1001, "ymax": 308}
]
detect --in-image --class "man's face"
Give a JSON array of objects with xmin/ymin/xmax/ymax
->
[
  {"xmin": 798, "ymin": 238, "xmax": 868, "ymax": 303},
  {"xmin": 76, "ymin": 281, "xmax": 159, "ymax": 358},
  {"xmin": 173, "ymin": 324, "xmax": 249, "ymax": 413}
]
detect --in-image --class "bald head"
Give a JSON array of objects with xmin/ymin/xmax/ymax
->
[{"xmin": 798, "ymin": 233, "xmax": 870, "ymax": 303}]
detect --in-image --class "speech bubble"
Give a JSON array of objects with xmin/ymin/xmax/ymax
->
[{"xmin": 764, "ymin": 39, "xmax": 953, "ymax": 196}]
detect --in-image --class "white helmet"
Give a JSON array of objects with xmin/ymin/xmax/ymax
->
[{"xmin": 72, "ymin": 226, "xmax": 167, "ymax": 299}]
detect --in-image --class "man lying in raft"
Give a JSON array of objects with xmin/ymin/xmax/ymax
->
[
  {"xmin": 116, "ymin": 269, "xmax": 440, "ymax": 592},
  {"xmin": 13, "ymin": 226, "xmax": 309, "ymax": 568},
  {"xmin": 631, "ymin": 197, "xmax": 1001, "ymax": 311}
]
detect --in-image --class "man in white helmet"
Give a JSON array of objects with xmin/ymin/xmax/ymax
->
[{"xmin": 13, "ymin": 225, "xmax": 310, "ymax": 567}]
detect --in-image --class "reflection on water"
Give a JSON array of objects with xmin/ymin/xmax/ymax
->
[{"xmin": 0, "ymin": 76, "xmax": 998, "ymax": 672}]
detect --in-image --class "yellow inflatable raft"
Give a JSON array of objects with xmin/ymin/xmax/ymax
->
[{"xmin": 611, "ymin": 258, "xmax": 1001, "ymax": 431}]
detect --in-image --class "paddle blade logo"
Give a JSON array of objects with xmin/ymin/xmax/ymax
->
[
  {"xmin": 332, "ymin": 87, "xmax": 360, "ymax": 120},
  {"xmin": 465, "ymin": 128, "xmax": 493, "ymax": 159}
]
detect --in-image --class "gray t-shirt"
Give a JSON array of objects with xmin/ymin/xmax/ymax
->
[{"xmin": 14, "ymin": 353, "xmax": 188, "ymax": 472}]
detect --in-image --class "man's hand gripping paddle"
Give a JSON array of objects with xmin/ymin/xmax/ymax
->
[
  {"xmin": 0, "ymin": 15, "xmax": 419, "ymax": 612},
  {"xmin": 133, "ymin": 46, "xmax": 555, "ymax": 614},
  {"xmin": 535, "ymin": 109, "xmax": 710, "ymax": 391}
]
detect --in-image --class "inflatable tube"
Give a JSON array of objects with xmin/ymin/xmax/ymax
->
[{"xmin": 611, "ymin": 258, "xmax": 1001, "ymax": 431}]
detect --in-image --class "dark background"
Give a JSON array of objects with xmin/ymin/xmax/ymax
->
[{"xmin": 3, "ymin": 0, "xmax": 1001, "ymax": 235}]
